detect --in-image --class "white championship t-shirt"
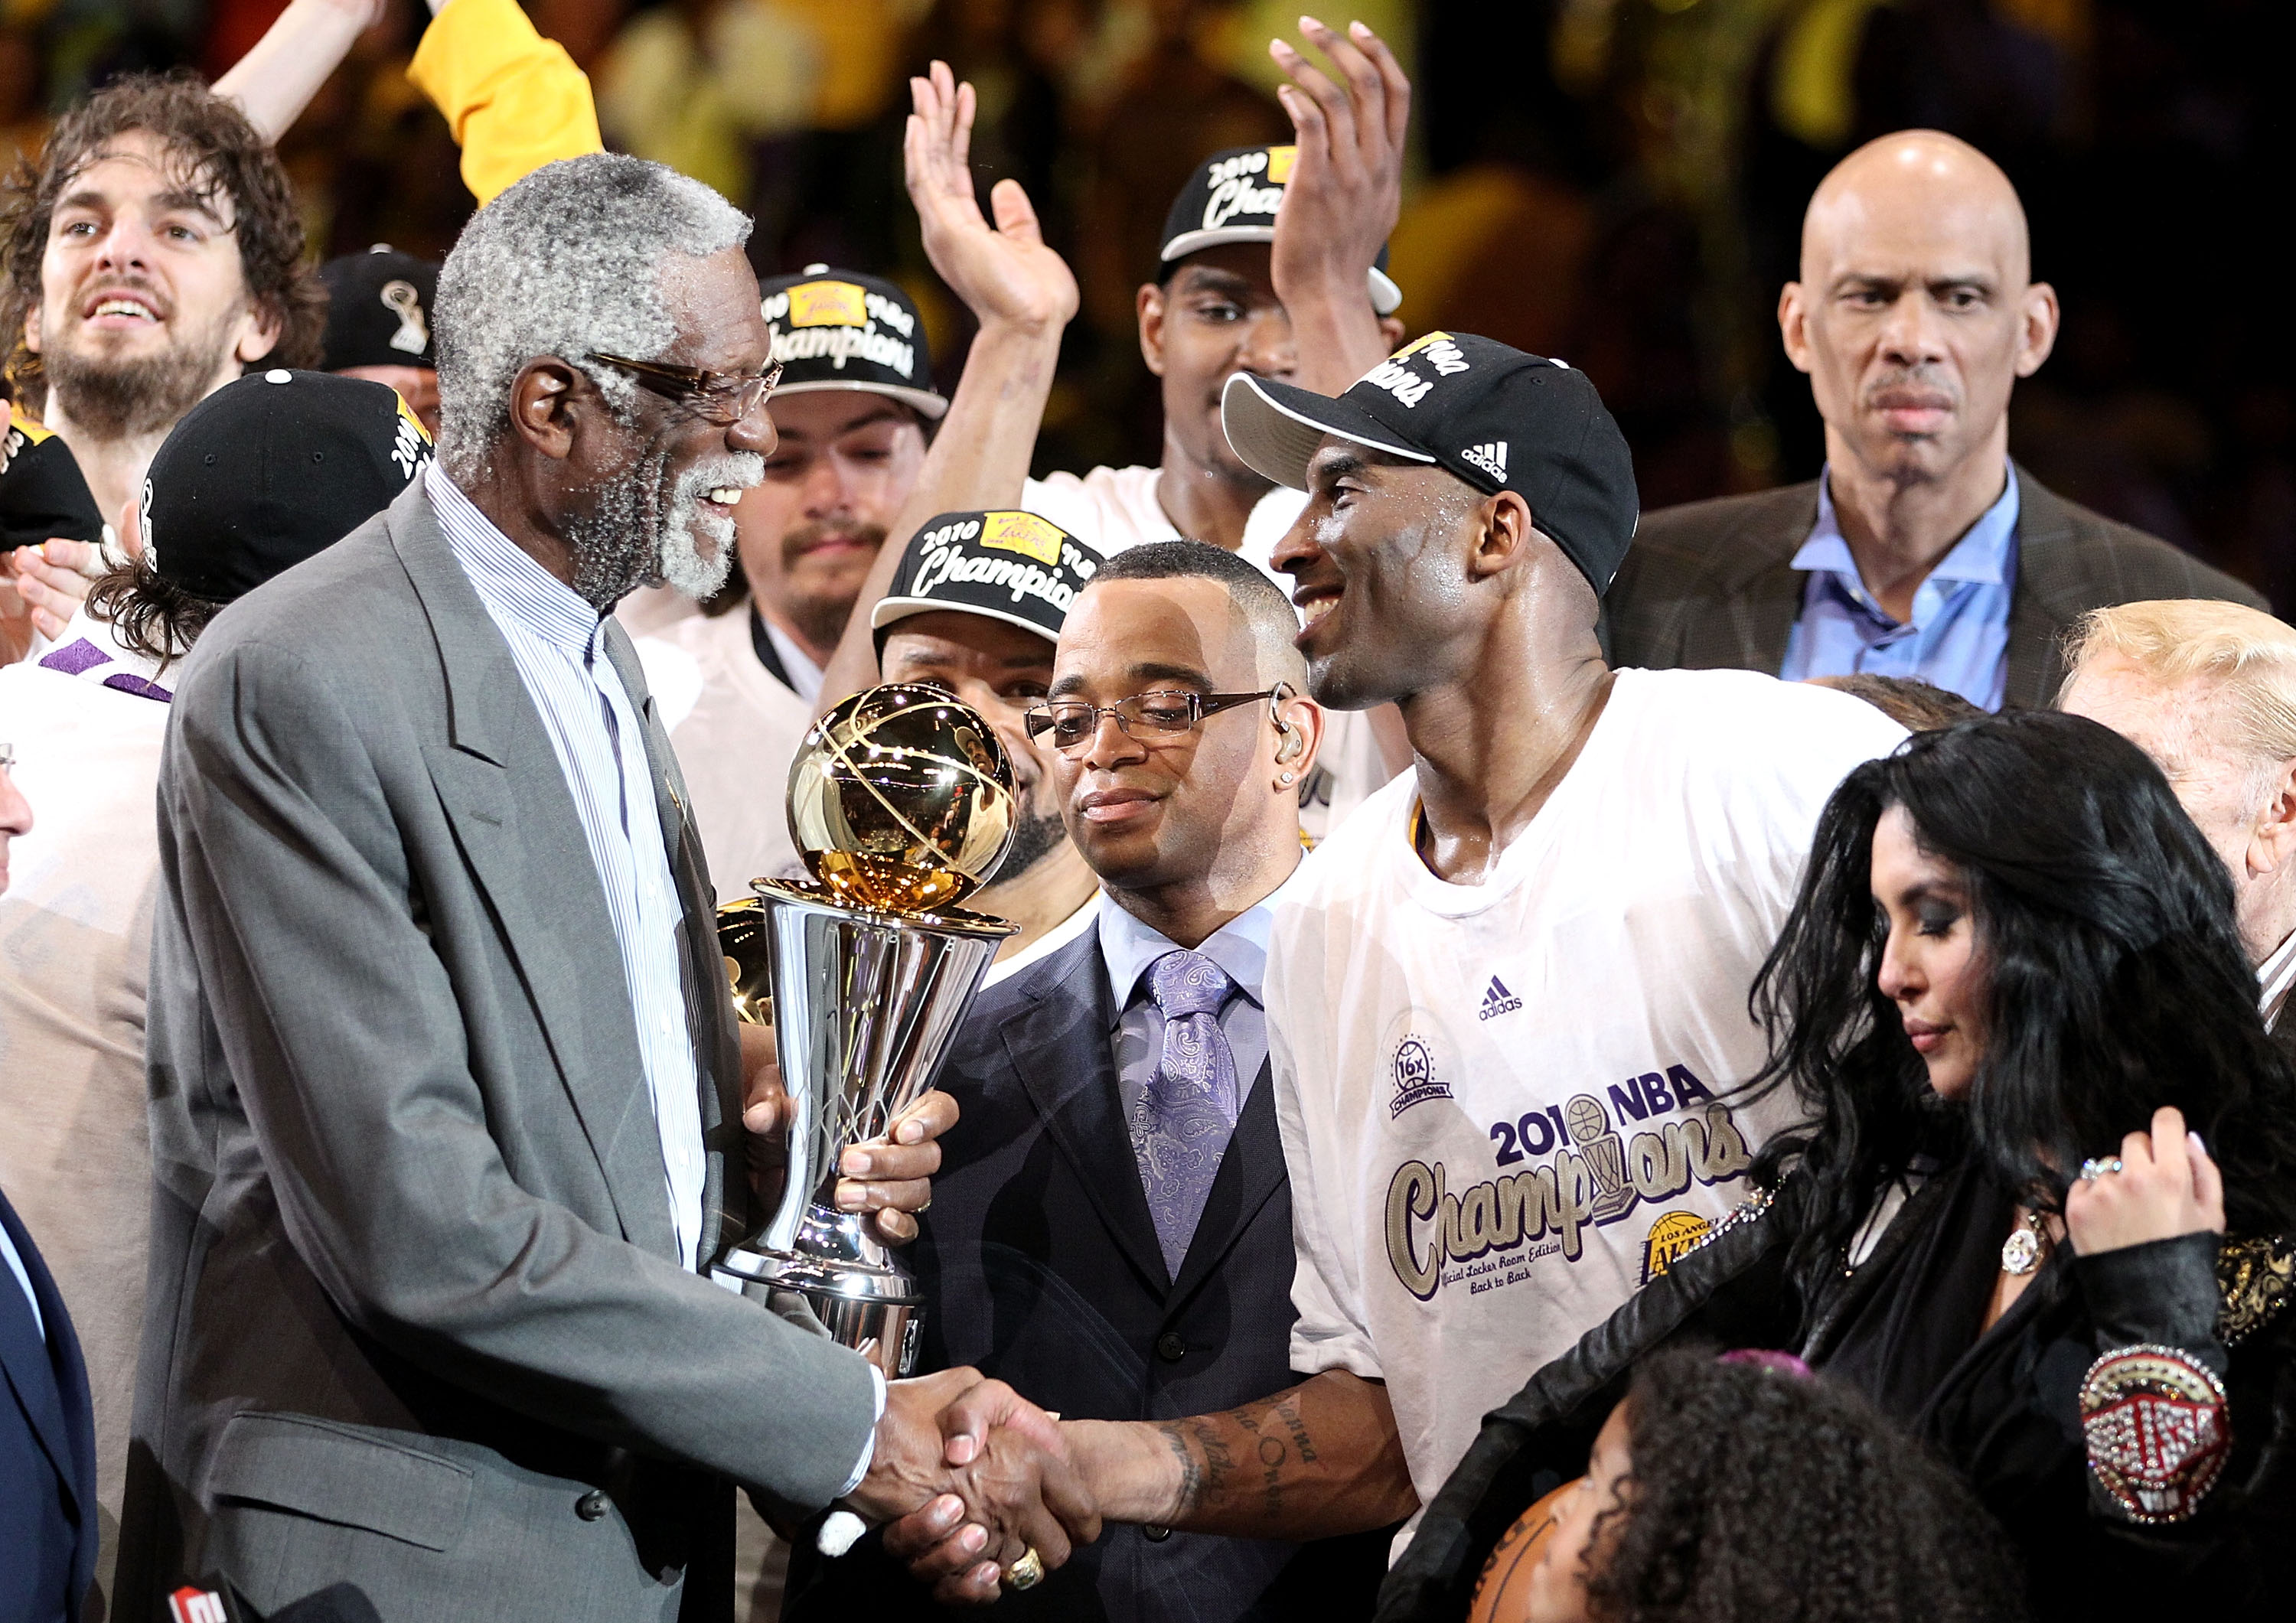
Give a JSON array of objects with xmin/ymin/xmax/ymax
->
[
  {"xmin": 1266, "ymin": 667, "xmax": 1907, "ymax": 1531},
  {"xmin": 636, "ymin": 607, "xmax": 816, "ymax": 900},
  {"xmin": 1022, "ymin": 464, "xmax": 1392, "ymax": 842}
]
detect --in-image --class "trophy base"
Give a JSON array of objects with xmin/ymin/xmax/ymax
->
[{"xmin": 715, "ymin": 1207, "xmax": 926, "ymax": 1379}]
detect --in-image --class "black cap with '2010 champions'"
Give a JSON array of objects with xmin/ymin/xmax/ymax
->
[
  {"xmin": 1159, "ymin": 144, "xmax": 1402, "ymax": 317},
  {"xmin": 872, "ymin": 510, "xmax": 1107, "ymax": 652},
  {"xmin": 1219, "ymin": 331, "xmax": 1641, "ymax": 596},
  {"xmin": 759, "ymin": 265, "xmax": 947, "ymax": 419}
]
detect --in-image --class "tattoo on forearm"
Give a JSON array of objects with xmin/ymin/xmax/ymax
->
[
  {"xmin": 1153, "ymin": 1395, "xmax": 1327, "ymax": 1527},
  {"xmin": 1189, "ymin": 1417, "xmax": 1237, "ymax": 1512},
  {"xmin": 1156, "ymin": 1423, "xmax": 1203, "ymax": 1518}
]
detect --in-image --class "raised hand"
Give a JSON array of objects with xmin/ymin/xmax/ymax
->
[
  {"xmin": 1266, "ymin": 17, "xmax": 1411, "ymax": 390},
  {"xmin": 858, "ymin": 1370, "xmax": 1100, "ymax": 1605},
  {"xmin": 904, "ymin": 60, "xmax": 1078, "ymax": 335},
  {"xmin": 2066, "ymin": 1105, "xmax": 2227, "ymax": 1255}
]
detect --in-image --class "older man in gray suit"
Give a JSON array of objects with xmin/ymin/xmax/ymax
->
[{"xmin": 119, "ymin": 155, "xmax": 1093, "ymax": 1621}]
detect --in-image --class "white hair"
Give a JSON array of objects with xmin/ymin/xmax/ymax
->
[
  {"xmin": 2061, "ymin": 598, "xmax": 2296, "ymax": 819},
  {"xmin": 432, "ymin": 153, "xmax": 750, "ymax": 481}
]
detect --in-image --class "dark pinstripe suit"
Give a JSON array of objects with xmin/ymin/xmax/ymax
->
[{"xmin": 1603, "ymin": 465, "xmax": 2266, "ymax": 709}]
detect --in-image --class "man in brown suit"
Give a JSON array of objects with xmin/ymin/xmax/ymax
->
[{"xmin": 1606, "ymin": 130, "xmax": 2262, "ymax": 710}]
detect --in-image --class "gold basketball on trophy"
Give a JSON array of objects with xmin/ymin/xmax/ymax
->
[{"xmin": 786, "ymin": 683, "xmax": 1016, "ymax": 913}]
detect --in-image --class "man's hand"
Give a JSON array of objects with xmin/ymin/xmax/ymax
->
[
  {"xmin": 877, "ymin": 1375, "xmax": 1100, "ymax": 1604},
  {"xmin": 905, "ymin": 60, "xmax": 1078, "ymax": 336},
  {"xmin": 1267, "ymin": 17, "xmax": 1411, "ymax": 392},
  {"xmin": 837, "ymin": 1090, "xmax": 956, "ymax": 1245},
  {"xmin": 2066, "ymin": 1105, "xmax": 2226, "ymax": 1256},
  {"xmin": 856, "ymin": 1370, "xmax": 1100, "ymax": 1604},
  {"xmin": 738, "ymin": 1024, "xmax": 954, "ymax": 1245},
  {"xmin": 885, "ymin": 1369, "xmax": 1416, "ymax": 1598},
  {"xmin": 6, "ymin": 540, "xmax": 105, "ymax": 645}
]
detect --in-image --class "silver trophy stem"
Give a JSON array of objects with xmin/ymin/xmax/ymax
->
[{"xmin": 714, "ymin": 878, "xmax": 1016, "ymax": 1377}]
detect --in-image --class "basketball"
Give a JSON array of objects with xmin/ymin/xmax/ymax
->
[{"xmin": 1467, "ymin": 1477, "xmax": 1583, "ymax": 1623}]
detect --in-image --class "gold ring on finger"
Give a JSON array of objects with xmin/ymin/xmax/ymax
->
[{"xmin": 1004, "ymin": 1547, "xmax": 1045, "ymax": 1591}]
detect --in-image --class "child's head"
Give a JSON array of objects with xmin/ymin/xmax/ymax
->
[{"xmin": 1517, "ymin": 1350, "xmax": 2023, "ymax": 1623}]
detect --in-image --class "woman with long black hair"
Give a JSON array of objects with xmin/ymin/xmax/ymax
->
[{"xmin": 1379, "ymin": 710, "xmax": 2296, "ymax": 1622}]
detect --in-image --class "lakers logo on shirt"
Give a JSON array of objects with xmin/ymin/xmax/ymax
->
[{"xmin": 1641, "ymin": 1210, "xmax": 1713, "ymax": 1285}]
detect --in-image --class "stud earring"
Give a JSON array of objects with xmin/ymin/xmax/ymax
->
[{"xmin": 1279, "ymin": 771, "xmax": 1296, "ymax": 785}]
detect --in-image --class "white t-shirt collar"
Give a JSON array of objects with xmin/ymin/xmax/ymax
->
[{"xmin": 762, "ymin": 615, "xmax": 825, "ymax": 705}]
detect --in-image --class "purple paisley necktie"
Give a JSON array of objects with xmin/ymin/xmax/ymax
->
[{"xmin": 1130, "ymin": 948, "xmax": 1244, "ymax": 1276}]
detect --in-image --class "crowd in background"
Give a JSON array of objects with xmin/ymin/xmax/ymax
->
[{"xmin": 4, "ymin": 0, "xmax": 2288, "ymax": 611}]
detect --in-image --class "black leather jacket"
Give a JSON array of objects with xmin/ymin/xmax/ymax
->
[{"xmin": 1377, "ymin": 1161, "xmax": 2296, "ymax": 1622}]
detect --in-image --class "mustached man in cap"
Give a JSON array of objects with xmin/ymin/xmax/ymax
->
[
  {"xmin": 0, "ymin": 368, "xmax": 428, "ymax": 1615},
  {"xmin": 818, "ymin": 18, "xmax": 1412, "ymax": 844},
  {"xmin": 865, "ymin": 507, "xmax": 1105, "ymax": 980},
  {"xmin": 634, "ymin": 266, "xmax": 950, "ymax": 901},
  {"xmin": 879, "ymin": 334, "xmax": 1910, "ymax": 1601}
]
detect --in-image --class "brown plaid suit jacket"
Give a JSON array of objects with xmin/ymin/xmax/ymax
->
[{"xmin": 1601, "ymin": 464, "xmax": 2267, "ymax": 709}]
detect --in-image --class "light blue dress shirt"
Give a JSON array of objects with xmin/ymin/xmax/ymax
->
[
  {"xmin": 429, "ymin": 465, "xmax": 709, "ymax": 1269},
  {"xmin": 1777, "ymin": 462, "xmax": 2020, "ymax": 712},
  {"xmin": 1, "ymin": 1217, "xmax": 44, "ymax": 1341},
  {"xmin": 1100, "ymin": 865, "xmax": 1303, "ymax": 1122}
]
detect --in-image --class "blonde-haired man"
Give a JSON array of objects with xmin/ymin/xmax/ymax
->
[{"xmin": 2058, "ymin": 598, "xmax": 2296, "ymax": 1032}]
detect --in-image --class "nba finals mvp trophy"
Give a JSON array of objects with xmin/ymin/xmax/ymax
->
[{"xmin": 713, "ymin": 683, "xmax": 1019, "ymax": 1377}]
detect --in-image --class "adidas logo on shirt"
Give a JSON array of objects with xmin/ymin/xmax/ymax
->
[
  {"xmin": 1478, "ymin": 975, "xmax": 1523, "ymax": 1022},
  {"xmin": 1460, "ymin": 441, "xmax": 1508, "ymax": 482}
]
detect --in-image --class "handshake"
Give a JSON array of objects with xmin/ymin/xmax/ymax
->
[{"xmin": 845, "ymin": 1368, "xmax": 1101, "ymax": 1605}]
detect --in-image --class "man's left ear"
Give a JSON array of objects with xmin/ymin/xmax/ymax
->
[
  {"xmin": 1467, "ymin": 489, "xmax": 1534, "ymax": 582},
  {"xmin": 233, "ymin": 300, "xmax": 285, "ymax": 366},
  {"xmin": 1271, "ymin": 683, "xmax": 1326, "ymax": 790},
  {"xmin": 2250, "ymin": 759, "xmax": 2296, "ymax": 878},
  {"xmin": 1376, "ymin": 314, "xmax": 1405, "ymax": 351},
  {"xmin": 2014, "ymin": 280, "xmax": 2060, "ymax": 379}
]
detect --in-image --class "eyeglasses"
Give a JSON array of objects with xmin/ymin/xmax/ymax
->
[
  {"xmin": 1023, "ymin": 686, "xmax": 1286, "ymax": 753},
  {"xmin": 586, "ymin": 353, "xmax": 782, "ymax": 425}
]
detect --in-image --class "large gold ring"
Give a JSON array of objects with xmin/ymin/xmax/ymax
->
[{"xmin": 1004, "ymin": 1548, "xmax": 1045, "ymax": 1591}]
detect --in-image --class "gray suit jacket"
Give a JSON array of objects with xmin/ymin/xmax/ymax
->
[
  {"xmin": 118, "ymin": 483, "xmax": 878, "ymax": 1622},
  {"xmin": 1603, "ymin": 464, "xmax": 2268, "ymax": 709}
]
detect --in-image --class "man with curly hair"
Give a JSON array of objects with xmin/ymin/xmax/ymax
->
[{"xmin": 0, "ymin": 72, "xmax": 323, "ymax": 650}]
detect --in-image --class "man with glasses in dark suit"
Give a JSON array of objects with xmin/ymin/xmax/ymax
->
[{"xmin": 789, "ymin": 537, "xmax": 1398, "ymax": 1621}]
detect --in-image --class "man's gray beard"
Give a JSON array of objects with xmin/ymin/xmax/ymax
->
[
  {"xmin": 560, "ymin": 446, "xmax": 762, "ymax": 611},
  {"xmin": 42, "ymin": 311, "xmax": 236, "ymax": 439},
  {"xmin": 658, "ymin": 454, "xmax": 758, "ymax": 598},
  {"xmin": 987, "ymin": 806, "xmax": 1068, "ymax": 885}
]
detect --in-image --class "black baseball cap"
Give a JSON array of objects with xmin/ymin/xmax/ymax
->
[
  {"xmin": 1, "ymin": 415, "xmax": 105, "ymax": 552},
  {"xmin": 145, "ymin": 370, "xmax": 433, "ymax": 602},
  {"xmin": 760, "ymin": 265, "xmax": 946, "ymax": 419},
  {"xmin": 872, "ymin": 510, "xmax": 1106, "ymax": 651},
  {"xmin": 319, "ymin": 246, "xmax": 439, "ymax": 370},
  {"xmin": 1158, "ymin": 145, "xmax": 1402, "ymax": 316},
  {"xmin": 1221, "ymin": 332, "xmax": 1640, "ymax": 596}
]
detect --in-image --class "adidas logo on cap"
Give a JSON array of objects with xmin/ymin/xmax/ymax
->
[
  {"xmin": 1460, "ymin": 441, "xmax": 1508, "ymax": 482},
  {"xmin": 1478, "ymin": 975, "xmax": 1523, "ymax": 1022}
]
